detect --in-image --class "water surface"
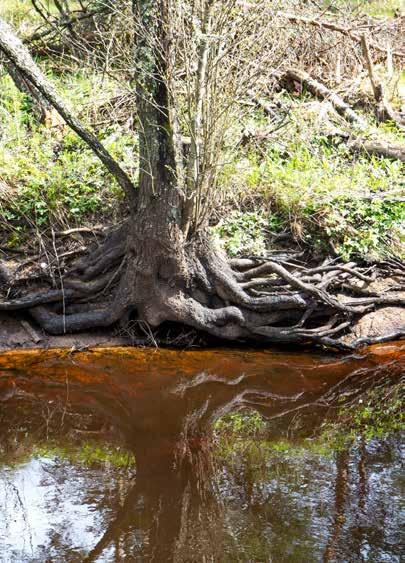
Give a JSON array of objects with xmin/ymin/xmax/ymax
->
[{"xmin": 0, "ymin": 344, "xmax": 403, "ymax": 561}]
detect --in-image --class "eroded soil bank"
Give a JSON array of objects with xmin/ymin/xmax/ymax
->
[
  {"xmin": 1, "ymin": 305, "xmax": 404, "ymax": 352},
  {"xmin": 0, "ymin": 311, "xmax": 135, "ymax": 350}
]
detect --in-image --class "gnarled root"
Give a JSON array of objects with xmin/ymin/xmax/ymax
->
[
  {"xmin": 0, "ymin": 235, "xmax": 403, "ymax": 348},
  {"xmin": 29, "ymin": 303, "xmax": 127, "ymax": 334},
  {"xmin": 162, "ymin": 250, "xmax": 403, "ymax": 348},
  {"xmin": 67, "ymin": 223, "xmax": 127, "ymax": 280}
]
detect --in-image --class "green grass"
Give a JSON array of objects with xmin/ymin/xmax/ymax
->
[
  {"xmin": 216, "ymin": 101, "xmax": 404, "ymax": 259},
  {"xmin": 0, "ymin": 71, "xmax": 137, "ymax": 243},
  {"xmin": 320, "ymin": 0, "xmax": 404, "ymax": 18},
  {"xmin": 1, "ymin": 1, "xmax": 403, "ymax": 261},
  {"xmin": 0, "ymin": 0, "xmax": 39, "ymax": 29},
  {"xmin": 0, "ymin": 0, "xmax": 87, "ymax": 29},
  {"xmin": 362, "ymin": 0, "xmax": 403, "ymax": 17}
]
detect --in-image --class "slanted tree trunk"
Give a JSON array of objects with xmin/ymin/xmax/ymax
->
[
  {"xmin": 0, "ymin": 54, "xmax": 52, "ymax": 122},
  {"xmin": 0, "ymin": 5, "xmax": 403, "ymax": 350}
]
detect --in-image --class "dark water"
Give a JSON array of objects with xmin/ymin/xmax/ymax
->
[{"xmin": 0, "ymin": 344, "xmax": 403, "ymax": 562}]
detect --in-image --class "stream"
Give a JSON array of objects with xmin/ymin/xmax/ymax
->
[{"xmin": 0, "ymin": 344, "xmax": 403, "ymax": 562}]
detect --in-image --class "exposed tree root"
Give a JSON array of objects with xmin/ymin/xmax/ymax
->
[
  {"xmin": 0, "ymin": 237, "xmax": 403, "ymax": 351},
  {"xmin": 30, "ymin": 304, "xmax": 127, "ymax": 335},
  {"xmin": 0, "ymin": 289, "xmax": 77, "ymax": 310}
]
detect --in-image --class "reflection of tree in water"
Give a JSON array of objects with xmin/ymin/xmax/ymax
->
[{"xmin": 0, "ymin": 348, "xmax": 403, "ymax": 561}]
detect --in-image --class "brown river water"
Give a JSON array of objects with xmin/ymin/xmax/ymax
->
[{"xmin": 0, "ymin": 344, "xmax": 403, "ymax": 562}]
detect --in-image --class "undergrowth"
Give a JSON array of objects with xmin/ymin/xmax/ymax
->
[
  {"xmin": 0, "ymin": 1, "xmax": 403, "ymax": 261},
  {"xmin": 0, "ymin": 72, "xmax": 136, "ymax": 246},
  {"xmin": 216, "ymin": 99, "xmax": 404, "ymax": 260}
]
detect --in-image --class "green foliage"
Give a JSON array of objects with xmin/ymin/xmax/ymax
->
[
  {"xmin": 214, "ymin": 411, "xmax": 267, "ymax": 436},
  {"xmin": 320, "ymin": 0, "xmax": 403, "ymax": 18},
  {"xmin": 0, "ymin": 0, "xmax": 39, "ymax": 27},
  {"xmin": 211, "ymin": 210, "xmax": 270, "ymax": 256},
  {"xmin": 0, "ymin": 73, "xmax": 137, "ymax": 232},
  {"xmin": 362, "ymin": 0, "xmax": 403, "ymax": 17},
  {"xmin": 219, "ymin": 100, "xmax": 404, "ymax": 260},
  {"xmin": 312, "ymin": 196, "xmax": 405, "ymax": 260}
]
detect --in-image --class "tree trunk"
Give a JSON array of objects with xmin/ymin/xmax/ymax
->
[
  {"xmin": 0, "ymin": 5, "xmax": 403, "ymax": 350},
  {"xmin": 124, "ymin": 0, "xmax": 188, "ymax": 324}
]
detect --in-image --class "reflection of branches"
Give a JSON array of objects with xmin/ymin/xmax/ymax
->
[
  {"xmin": 1, "ymin": 474, "xmax": 34, "ymax": 554},
  {"xmin": 84, "ymin": 479, "xmax": 139, "ymax": 563},
  {"xmin": 323, "ymin": 449, "xmax": 350, "ymax": 563},
  {"xmin": 0, "ymin": 347, "xmax": 403, "ymax": 561}
]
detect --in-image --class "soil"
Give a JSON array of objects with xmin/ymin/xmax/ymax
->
[{"xmin": 0, "ymin": 311, "xmax": 131, "ymax": 350}]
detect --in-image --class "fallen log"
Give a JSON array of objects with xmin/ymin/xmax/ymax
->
[
  {"xmin": 347, "ymin": 138, "xmax": 405, "ymax": 163},
  {"xmin": 240, "ymin": 123, "xmax": 405, "ymax": 163},
  {"xmin": 284, "ymin": 68, "xmax": 367, "ymax": 129}
]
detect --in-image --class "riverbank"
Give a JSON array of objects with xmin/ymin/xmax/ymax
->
[
  {"xmin": 0, "ymin": 311, "xmax": 130, "ymax": 350},
  {"xmin": 0, "ymin": 0, "xmax": 403, "ymax": 351},
  {"xmin": 1, "ymin": 306, "xmax": 403, "ymax": 352}
]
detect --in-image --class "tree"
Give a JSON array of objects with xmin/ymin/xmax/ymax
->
[{"xmin": 0, "ymin": 1, "xmax": 403, "ymax": 349}]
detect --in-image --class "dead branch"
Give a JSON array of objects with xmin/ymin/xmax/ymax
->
[
  {"xmin": 0, "ymin": 17, "xmax": 136, "ymax": 204},
  {"xmin": 26, "ymin": 6, "xmax": 112, "ymax": 44},
  {"xmin": 360, "ymin": 34, "xmax": 405, "ymax": 131},
  {"xmin": 284, "ymin": 68, "xmax": 367, "ymax": 129},
  {"xmin": 55, "ymin": 226, "xmax": 105, "ymax": 237},
  {"xmin": 279, "ymin": 12, "xmax": 405, "ymax": 59}
]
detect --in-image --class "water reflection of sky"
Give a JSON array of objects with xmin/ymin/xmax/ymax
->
[
  {"xmin": 0, "ymin": 457, "xmax": 122, "ymax": 561},
  {"xmin": 0, "ymin": 437, "xmax": 403, "ymax": 562}
]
